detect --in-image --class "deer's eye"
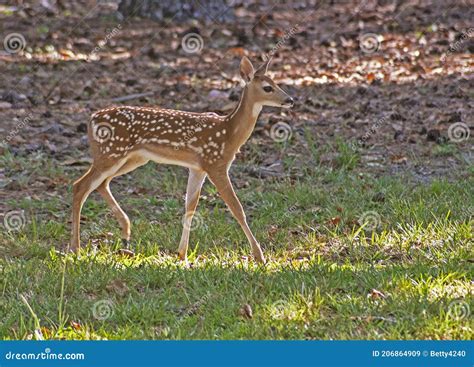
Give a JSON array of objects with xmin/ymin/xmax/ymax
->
[{"xmin": 263, "ymin": 86, "xmax": 273, "ymax": 93}]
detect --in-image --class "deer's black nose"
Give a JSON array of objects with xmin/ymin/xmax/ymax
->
[{"xmin": 284, "ymin": 97, "xmax": 294, "ymax": 106}]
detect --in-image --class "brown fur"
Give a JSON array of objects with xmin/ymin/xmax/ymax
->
[{"xmin": 71, "ymin": 56, "xmax": 293, "ymax": 263}]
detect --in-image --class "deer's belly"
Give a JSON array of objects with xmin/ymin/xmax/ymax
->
[{"xmin": 137, "ymin": 149, "xmax": 202, "ymax": 171}]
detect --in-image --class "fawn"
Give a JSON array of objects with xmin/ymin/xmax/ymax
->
[{"xmin": 71, "ymin": 56, "xmax": 294, "ymax": 263}]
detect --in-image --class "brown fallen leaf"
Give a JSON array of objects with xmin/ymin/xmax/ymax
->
[
  {"xmin": 116, "ymin": 248, "xmax": 135, "ymax": 258},
  {"xmin": 367, "ymin": 289, "xmax": 387, "ymax": 300},
  {"xmin": 390, "ymin": 155, "xmax": 408, "ymax": 164},
  {"xmin": 239, "ymin": 304, "xmax": 253, "ymax": 319},
  {"xmin": 70, "ymin": 321, "xmax": 82, "ymax": 330},
  {"xmin": 106, "ymin": 279, "xmax": 129, "ymax": 297},
  {"xmin": 366, "ymin": 72, "xmax": 375, "ymax": 83},
  {"xmin": 227, "ymin": 47, "xmax": 246, "ymax": 57},
  {"xmin": 267, "ymin": 225, "xmax": 279, "ymax": 238},
  {"xmin": 327, "ymin": 216, "xmax": 341, "ymax": 226},
  {"xmin": 40, "ymin": 327, "xmax": 52, "ymax": 339}
]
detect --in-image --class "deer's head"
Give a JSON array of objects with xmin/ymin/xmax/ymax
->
[{"xmin": 240, "ymin": 56, "xmax": 294, "ymax": 109}]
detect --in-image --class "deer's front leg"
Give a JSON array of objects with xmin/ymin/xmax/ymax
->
[
  {"xmin": 178, "ymin": 169, "xmax": 207, "ymax": 261},
  {"xmin": 208, "ymin": 170, "xmax": 265, "ymax": 264}
]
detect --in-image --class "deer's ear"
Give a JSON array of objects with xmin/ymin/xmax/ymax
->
[
  {"xmin": 240, "ymin": 56, "xmax": 255, "ymax": 84},
  {"xmin": 256, "ymin": 56, "xmax": 272, "ymax": 76}
]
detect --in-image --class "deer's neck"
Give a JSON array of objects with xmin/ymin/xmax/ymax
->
[{"xmin": 226, "ymin": 87, "xmax": 262, "ymax": 151}]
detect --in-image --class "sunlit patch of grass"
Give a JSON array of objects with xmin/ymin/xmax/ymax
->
[{"xmin": 1, "ymin": 229, "xmax": 471, "ymax": 339}]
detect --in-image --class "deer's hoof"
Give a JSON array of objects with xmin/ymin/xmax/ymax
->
[
  {"xmin": 178, "ymin": 251, "xmax": 187, "ymax": 261},
  {"xmin": 253, "ymin": 251, "xmax": 266, "ymax": 265},
  {"xmin": 69, "ymin": 244, "xmax": 80, "ymax": 254}
]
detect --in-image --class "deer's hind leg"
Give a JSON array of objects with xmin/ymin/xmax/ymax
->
[
  {"xmin": 71, "ymin": 162, "xmax": 123, "ymax": 252},
  {"xmin": 96, "ymin": 157, "xmax": 149, "ymax": 248}
]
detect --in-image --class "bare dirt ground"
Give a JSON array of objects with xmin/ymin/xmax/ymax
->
[{"xmin": 0, "ymin": 0, "xmax": 472, "ymax": 209}]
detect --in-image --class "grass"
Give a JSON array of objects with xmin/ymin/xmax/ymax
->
[{"xmin": 0, "ymin": 143, "xmax": 472, "ymax": 340}]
